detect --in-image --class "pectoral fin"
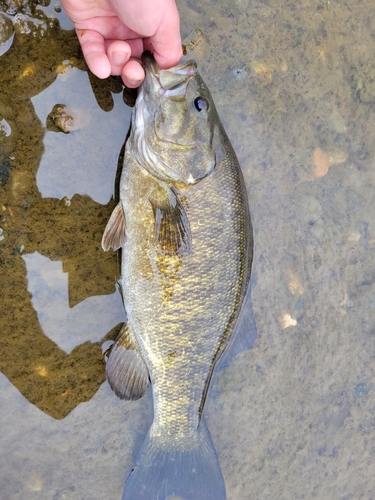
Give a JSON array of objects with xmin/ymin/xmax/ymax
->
[
  {"xmin": 106, "ymin": 323, "xmax": 150, "ymax": 400},
  {"xmin": 101, "ymin": 202, "xmax": 126, "ymax": 251},
  {"xmin": 149, "ymin": 187, "xmax": 191, "ymax": 254}
]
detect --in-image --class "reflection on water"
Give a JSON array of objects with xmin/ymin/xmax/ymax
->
[
  {"xmin": 1, "ymin": 0, "xmax": 375, "ymax": 498},
  {"xmin": 32, "ymin": 67, "xmax": 129, "ymax": 204},
  {"xmin": 23, "ymin": 252, "xmax": 124, "ymax": 353}
]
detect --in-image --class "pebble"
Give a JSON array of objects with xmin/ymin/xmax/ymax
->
[
  {"xmin": 251, "ymin": 60, "xmax": 274, "ymax": 86},
  {"xmin": 285, "ymin": 269, "xmax": 304, "ymax": 296},
  {"xmin": 313, "ymin": 147, "xmax": 347, "ymax": 178},
  {"xmin": 46, "ymin": 104, "xmax": 74, "ymax": 134},
  {"xmin": 313, "ymin": 148, "xmax": 330, "ymax": 178},
  {"xmin": 280, "ymin": 313, "xmax": 297, "ymax": 328}
]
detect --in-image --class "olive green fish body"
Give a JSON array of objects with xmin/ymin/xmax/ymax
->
[{"xmin": 103, "ymin": 53, "xmax": 253, "ymax": 500}]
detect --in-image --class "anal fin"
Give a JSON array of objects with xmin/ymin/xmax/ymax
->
[
  {"xmin": 102, "ymin": 202, "xmax": 126, "ymax": 251},
  {"xmin": 106, "ymin": 323, "xmax": 150, "ymax": 400}
]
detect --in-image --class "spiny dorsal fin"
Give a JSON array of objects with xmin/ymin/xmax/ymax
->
[
  {"xmin": 149, "ymin": 187, "xmax": 191, "ymax": 254},
  {"xmin": 101, "ymin": 202, "xmax": 126, "ymax": 251},
  {"xmin": 106, "ymin": 323, "xmax": 150, "ymax": 400}
]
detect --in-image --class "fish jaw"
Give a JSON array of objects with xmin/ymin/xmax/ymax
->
[{"xmin": 141, "ymin": 51, "xmax": 198, "ymax": 98}]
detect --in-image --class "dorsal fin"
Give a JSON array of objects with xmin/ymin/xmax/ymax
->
[
  {"xmin": 101, "ymin": 202, "xmax": 126, "ymax": 251},
  {"xmin": 149, "ymin": 186, "xmax": 191, "ymax": 254},
  {"xmin": 106, "ymin": 323, "xmax": 150, "ymax": 400}
]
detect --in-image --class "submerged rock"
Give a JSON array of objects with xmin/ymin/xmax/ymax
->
[{"xmin": 46, "ymin": 104, "xmax": 74, "ymax": 134}]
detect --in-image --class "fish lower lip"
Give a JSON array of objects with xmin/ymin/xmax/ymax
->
[{"xmin": 141, "ymin": 51, "xmax": 159, "ymax": 75}]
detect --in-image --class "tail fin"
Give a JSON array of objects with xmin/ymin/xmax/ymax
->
[{"xmin": 122, "ymin": 419, "xmax": 226, "ymax": 500}]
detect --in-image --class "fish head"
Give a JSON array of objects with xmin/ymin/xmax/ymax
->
[{"xmin": 131, "ymin": 52, "xmax": 217, "ymax": 187}]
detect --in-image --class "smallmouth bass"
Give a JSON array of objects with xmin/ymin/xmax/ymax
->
[{"xmin": 102, "ymin": 52, "xmax": 253, "ymax": 500}]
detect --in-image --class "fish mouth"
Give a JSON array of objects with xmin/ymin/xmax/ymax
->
[{"xmin": 141, "ymin": 51, "xmax": 197, "ymax": 98}]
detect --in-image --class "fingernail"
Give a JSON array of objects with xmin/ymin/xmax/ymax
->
[{"xmin": 113, "ymin": 52, "xmax": 129, "ymax": 64}]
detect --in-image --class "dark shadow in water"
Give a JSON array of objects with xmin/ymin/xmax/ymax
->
[
  {"xmin": 0, "ymin": 6, "xmax": 127, "ymax": 419},
  {"xmin": 218, "ymin": 272, "xmax": 258, "ymax": 369}
]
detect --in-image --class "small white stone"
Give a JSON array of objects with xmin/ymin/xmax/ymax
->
[
  {"xmin": 348, "ymin": 232, "xmax": 361, "ymax": 242},
  {"xmin": 280, "ymin": 313, "xmax": 297, "ymax": 329}
]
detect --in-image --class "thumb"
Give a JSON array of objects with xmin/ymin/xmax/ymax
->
[{"xmin": 148, "ymin": 4, "xmax": 182, "ymax": 69}]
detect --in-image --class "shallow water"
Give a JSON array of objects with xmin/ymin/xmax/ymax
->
[{"xmin": 1, "ymin": 0, "xmax": 375, "ymax": 498}]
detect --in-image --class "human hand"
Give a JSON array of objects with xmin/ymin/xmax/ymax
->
[{"xmin": 61, "ymin": 0, "xmax": 182, "ymax": 87}]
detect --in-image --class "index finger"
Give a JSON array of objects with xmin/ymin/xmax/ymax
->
[{"xmin": 77, "ymin": 29, "xmax": 112, "ymax": 79}]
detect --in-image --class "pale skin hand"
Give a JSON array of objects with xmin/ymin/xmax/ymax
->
[{"xmin": 61, "ymin": 0, "xmax": 182, "ymax": 87}]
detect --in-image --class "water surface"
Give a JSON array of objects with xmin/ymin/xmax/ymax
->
[{"xmin": 1, "ymin": 0, "xmax": 375, "ymax": 498}]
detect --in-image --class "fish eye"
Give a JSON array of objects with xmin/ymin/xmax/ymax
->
[{"xmin": 193, "ymin": 96, "xmax": 209, "ymax": 113}]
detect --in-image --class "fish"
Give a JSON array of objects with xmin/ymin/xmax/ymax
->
[{"xmin": 102, "ymin": 51, "xmax": 253, "ymax": 500}]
